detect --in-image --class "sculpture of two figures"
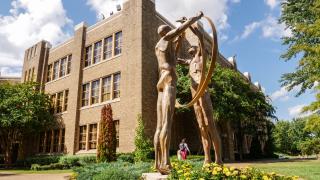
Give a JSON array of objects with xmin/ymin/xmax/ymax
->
[{"xmin": 154, "ymin": 11, "xmax": 223, "ymax": 174}]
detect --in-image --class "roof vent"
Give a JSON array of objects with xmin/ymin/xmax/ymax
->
[
  {"xmin": 116, "ymin": 4, "xmax": 121, "ymax": 11},
  {"xmin": 243, "ymin": 72, "xmax": 251, "ymax": 82},
  {"xmin": 254, "ymin": 82, "xmax": 262, "ymax": 91},
  {"xmin": 227, "ymin": 55, "xmax": 237, "ymax": 69},
  {"xmin": 110, "ymin": 11, "xmax": 114, "ymax": 16}
]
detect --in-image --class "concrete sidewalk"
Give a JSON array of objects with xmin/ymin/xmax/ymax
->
[{"xmin": 0, "ymin": 172, "xmax": 71, "ymax": 180}]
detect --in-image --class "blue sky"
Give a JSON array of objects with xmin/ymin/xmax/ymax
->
[{"xmin": 0, "ymin": 0, "xmax": 315, "ymax": 120}]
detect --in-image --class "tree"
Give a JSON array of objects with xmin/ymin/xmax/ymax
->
[
  {"xmin": 97, "ymin": 104, "xmax": 117, "ymax": 162},
  {"xmin": 304, "ymin": 114, "xmax": 320, "ymax": 137},
  {"xmin": 0, "ymin": 82, "xmax": 54, "ymax": 165},
  {"xmin": 280, "ymin": 0, "xmax": 320, "ymax": 115},
  {"xmin": 134, "ymin": 114, "xmax": 152, "ymax": 162},
  {"xmin": 273, "ymin": 119, "xmax": 309, "ymax": 155}
]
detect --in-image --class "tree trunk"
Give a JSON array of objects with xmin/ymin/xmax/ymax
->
[{"xmin": 4, "ymin": 145, "xmax": 12, "ymax": 166}]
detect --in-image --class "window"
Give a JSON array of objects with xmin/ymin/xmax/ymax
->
[
  {"xmin": 39, "ymin": 132, "xmax": 45, "ymax": 153},
  {"xmin": 47, "ymin": 64, "xmax": 52, "ymax": 82},
  {"xmin": 64, "ymin": 90, "xmax": 69, "ymax": 111},
  {"xmin": 28, "ymin": 69, "xmax": 31, "ymax": 81},
  {"xmin": 91, "ymin": 80, "xmax": 100, "ymax": 104},
  {"xmin": 33, "ymin": 45, "xmax": 37, "ymax": 56},
  {"xmin": 60, "ymin": 129, "xmax": 65, "ymax": 152},
  {"xmin": 31, "ymin": 67, "xmax": 35, "ymax": 81},
  {"xmin": 24, "ymin": 71, "xmax": 27, "ymax": 82},
  {"xmin": 103, "ymin": 36, "xmax": 113, "ymax": 59},
  {"xmin": 102, "ymin": 76, "xmax": 112, "ymax": 101},
  {"xmin": 51, "ymin": 94, "xmax": 57, "ymax": 113},
  {"xmin": 53, "ymin": 129, "xmax": 60, "ymax": 152},
  {"xmin": 85, "ymin": 46, "xmax": 92, "ymax": 67},
  {"xmin": 59, "ymin": 57, "xmax": 67, "ymax": 77},
  {"xmin": 82, "ymin": 83, "xmax": 90, "ymax": 107},
  {"xmin": 56, "ymin": 92, "xmax": 63, "ymax": 113},
  {"xmin": 79, "ymin": 126, "xmax": 87, "ymax": 150},
  {"xmin": 93, "ymin": 41, "xmax": 102, "ymax": 64},
  {"xmin": 67, "ymin": 55, "xmax": 72, "ymax": 74},
  {"xmin": 89, "ymin": 124, "xmax": 97, "ymax": 149},
  {"xmin": 115, "ymin": 120, "xmax": 119, "ymax": 147},
  {"xmin": 46, "ymin": 131, "xmax": 52, "ymax": 153},
  {"xmin": 115, "ymin": 31, "xmax": 122, "ymax": 55},
  {"xmin": 53, "ymin": 61, "xmax": 59, "ymax": 80},
  {"xmin": 113, "ymin": 73, "xmax": 121, "ymax": 98}
]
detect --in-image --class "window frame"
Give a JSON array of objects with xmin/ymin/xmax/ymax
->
[
  {"xmin": 88, "ymin": 124, "xmax": 98, "ymax": 150},
  {"xmin": 79, "ymin": 125, "xmax": 87, "ymax": 150},
  {"xmin": 113, "ymin": 73, "xmax": 121, "ymax": 99},
  {"xmin": 114, "ymin": 31, "xmax": 122, "ymax": 56},
  {"xmin": 85, "ymin": 45, "xmax": 92, "ymax": 67},
  {"xmin": 82, "ymin": 83, "xmax": 90, "ymax": 107}
]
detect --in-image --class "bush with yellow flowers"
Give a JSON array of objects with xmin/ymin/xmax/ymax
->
[{"xmin": 169, "ymin": 161, "xmax": 299, "ymax": 180}]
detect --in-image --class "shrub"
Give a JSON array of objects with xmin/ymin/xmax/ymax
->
[
  {"xmin": 117, "ymin": 153, "xmax": 135, "ymax": 163},
  {"xmin": 169, "ymin": 161, "xmax": 299, "ymax": 180},
  {"xmin": 59, "ymin": 156, "xmax": 81, "ymax": 167},
  {"xmin": 97, "ymin": 104, "xmax": 117, "ymax": 162},
  {"xmin": 134, "ymin": 114, "xmax": 153, "ymax": 162},
  {"xmin": 17, "ymin": 155, "xmax": 62, "ymax": 167},
  {"xmin": 30, "ymin": 164, "xmax": 41, "ymax": 171},
  {"xmin": 31, "ymin": 163, "xmax": 68, "ymax": 171},
  {"xmin": 74, "ymin": 161, "xmax": 152, "ymax": 180}
]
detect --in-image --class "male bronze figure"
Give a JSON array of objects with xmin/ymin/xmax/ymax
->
[
  {"xmin": 154, "ymin": 12, "xmax": 203, "ymax": 174},
  {"xmin": 177, "ymin": 23, "xmax": 223, "ymax": 164}
]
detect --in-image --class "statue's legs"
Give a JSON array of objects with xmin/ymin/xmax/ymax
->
[
  {"xmin": 194, "ymin": 102, "xmax": 212, "ymax": 164},
  {"xmin": 159, "ymin": 85, "xmax": 176, "ymax": 171},
  {"xmin": 200, "ymin": 92, "xmax": 223, "ymax": 164},
  {"xmin": 154, "ymin": 92, "xmax": 163, "ymax": 169}
]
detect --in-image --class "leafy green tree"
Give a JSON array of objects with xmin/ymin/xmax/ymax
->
[
  {"xmin": 97, "ymin": 104, "xmax": 117, "ymax": 162},
  {"xmin": 298, "ymin": 138, "xmax": 320, "ymax": 157},
  {"xmin": 280, "ymin": 0, "xmax": 320, "ymax": 95},
  {"xmin": 134, "ymin": 114, "xmax": 152, "ymax": 162},
  {"xmin": 304, "ymin": 114, "xmax": 320, "ymax": 137},
  {"xmin": 273, "ymin": 119, "xmax": 309, "ymax": 155},
  {"xmin": 0, "ymin": 82, "xmax": 54, "ymax": 165},
  {"xmin": 280, "ymin": 0, "xmax": 320, "ymax": 115}
]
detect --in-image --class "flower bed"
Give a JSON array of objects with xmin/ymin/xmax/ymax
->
[{"xmin": 169, "ymin": 161, "xmax": 299, "ymax": 180}]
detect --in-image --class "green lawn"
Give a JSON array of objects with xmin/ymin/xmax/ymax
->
[
  {"xmin": 0, "ymin": 169, "xmax": 72, "ymax": 174},
  {"xmin": 250, "ymin": 160, "xmax": 320, "ymax": 180}
]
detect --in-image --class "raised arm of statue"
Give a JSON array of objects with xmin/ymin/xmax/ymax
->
[
  {"xmin": 177, "ymin": 58, "xmax": 191, "ymax": 66},
  {"xmin": 164, "ymin": 12, "xmax": 204, "ymax": 41},
  {"xmin": 189, "ymin": 25, "xmax": 205, "ymax": 58}
]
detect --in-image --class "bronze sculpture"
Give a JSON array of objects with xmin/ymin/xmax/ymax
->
[
  {"xmin": 177, "ymin": 23, "xmax": 222, "ymax": 164},
  {"xmin": 154, "ymin": 11, "xmax": 221, "ymax": 174},
  {"xmin": 154, "ymin": 12, "xmax": 204, "ymax": 174}
]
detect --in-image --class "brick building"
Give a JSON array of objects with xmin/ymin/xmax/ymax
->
[{"xmin": 21, "ymin": 0, "xmax": 266, "ymax": 161}]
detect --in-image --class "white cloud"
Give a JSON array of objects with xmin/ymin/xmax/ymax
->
[
  {"xmin": 236, "ymin": 15, "xmax": 291, "ymax": 41},
  {"xmin": 231, "ymin": 0, "xmax": 241, "ymax": 3},
  {"xmin": 270, "ymin": 86, "xmax": 290, "ymax": 102},
  {"xmin": 156, "ymin": 0, "xmax": 230, "ymax": 31},
  {"xmin": 270, "ymin": 85, "xmax": 301, "ymax": 102},
  {"xmin": 261, "ymin": 16, "xmax": 292, "ymax": 39},
  {"xmin": 0, "ymin": 0, "xmax": 72, "ymax": 77},
  {"xmin": 264, "ymin": 0, "xmax": 279, "ymax": 9},
  {"xmin": 240, "ymin": 21, "xmax": 261, "ymax": 39},
  {"xmin": 87, "ymin": 0, "xmax": 232, "ymax": 32},
  {"xmin": 86, "ymin": 0, "xmax": 123, "ymax": 19},
  {"xmin": 288, "ymin": 104, "xmax": 311, "ymax": 118}
]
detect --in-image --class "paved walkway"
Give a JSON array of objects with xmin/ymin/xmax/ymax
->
[{"xmin": 0, "ymin": 172, "xmax": 71, "ymax": 180}]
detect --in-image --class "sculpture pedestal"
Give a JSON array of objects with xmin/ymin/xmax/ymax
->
[{"xmin": 141, "ymin": 173, "xmax": 168, "ymax": 180}]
